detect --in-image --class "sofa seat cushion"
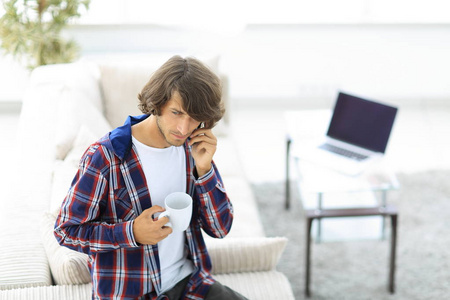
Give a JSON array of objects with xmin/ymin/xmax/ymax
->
[
  {"xmin": 213, "ymin": 137, "xmax": 242, "ymax": 178},
  {"xmin": 217, "ymin": 176, "xmax": 265, "ymax": 237},
  {"xmin": 0, "ymin": 272, "xmax": 295, "ymax": 300},
  {"xmin": 215, "ymin": 271, "xmax": 295, "ymax": 300}
]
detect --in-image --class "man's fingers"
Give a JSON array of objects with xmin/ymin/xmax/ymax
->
[
  {"xmin": 189, "ymin": 135, "xmax": 217, "ymax": 147},
  {"xmin": 190, "ymin": 128, "xmax": 212, "ymax": 137},
  {"xmin": 160, "ymin": 226, "xmax": 173, "ymax": 236},
  {"xmin": 143, "ymin": 205, "xmax": 165, "ymax": 217},
  {"xmin": 155, "ymin": 215, "xmax": 170, "ymax": 226},
  {"xmin": 192, "ymin": 141, "xmax": 216, "ymax": 154},
  {"xmin": 190, "ymin": 129, "xmax": 217, "ymax": 143}
]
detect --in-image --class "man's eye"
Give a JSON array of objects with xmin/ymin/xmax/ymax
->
[{"xmin": 172, "ymin": 111, "xmax": 180, "ymax": 115}]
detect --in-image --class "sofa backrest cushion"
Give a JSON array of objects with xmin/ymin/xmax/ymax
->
[
  {"xmin": 54, "ymin": 87, "xmax": 111, "ymax": 160},
  {"xmin": 17, "ymin": 62, "xmax": 108, "ymax": 163},
  {"xmin": 28, "ymin": 62, "xmax": 103, "ymax": 112}
]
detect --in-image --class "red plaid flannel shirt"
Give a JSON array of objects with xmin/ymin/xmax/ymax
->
[{"xmin": 54, "ymin": 115, "xmax": 234, "ymax": 299}]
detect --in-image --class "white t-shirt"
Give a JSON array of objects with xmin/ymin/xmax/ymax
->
[{"xmin": 132, "ymin": 136, "xmax": 194, "ymax": 293}]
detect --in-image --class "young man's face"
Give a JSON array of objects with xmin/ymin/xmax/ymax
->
[{"xmin": 155, "ymin": 91, "xmax": 201, "ymax": 147}]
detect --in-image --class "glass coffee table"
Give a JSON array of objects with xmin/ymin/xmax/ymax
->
[{"xmin": 284, "ymin": 110, "xmax": 399, "ymax": 296}]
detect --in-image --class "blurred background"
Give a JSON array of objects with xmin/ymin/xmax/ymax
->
[
  {"xmin": 2, "ymin": 0, "xmax": 450, "ymax": 181},
  {"xmin": 1, "ymin": 1, "xmax": 450, "ymax": 299},
  {"xmin": 2, "ymin": 0, "xmax": 450, "ymax": 111}
]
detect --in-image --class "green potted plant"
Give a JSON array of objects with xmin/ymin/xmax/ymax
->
[{"xmin": 0, "ymin": 0, "xmax": 90, "ymax": 69}]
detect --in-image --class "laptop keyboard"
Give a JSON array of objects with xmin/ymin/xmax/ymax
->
[{"xmin": 319, "ymin": 143, "xmax": 369, "ymax": 161}]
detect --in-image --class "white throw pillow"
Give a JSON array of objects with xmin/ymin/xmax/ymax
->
[
  {"xmin": 54, "ymin": 87, "xmax": 111, "ymax": 160},
  {"xmin": 40, "ymin": 211, "xmax": 91, "ymax": 285},
  {"xmin": 50, "ymin": 125, "xmax": 99, "ymax": 212},
  {"xmin": 206, "ymin": 237, "xmax": 288, "ymax": 275}
]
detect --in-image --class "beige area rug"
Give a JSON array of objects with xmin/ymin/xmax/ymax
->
[{"xmin": 251, "ymin": 170, "xmax": 450, "ymax": 300}]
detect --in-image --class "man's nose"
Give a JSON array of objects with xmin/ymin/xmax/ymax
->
[{"xmin": 177, "ymin": 118, "xmax": 191, "ymax": 135}]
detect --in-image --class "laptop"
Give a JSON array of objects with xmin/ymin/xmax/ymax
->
[{"xmin": 298, "ymin": 92, "xmax": 398, "ymax": 176}]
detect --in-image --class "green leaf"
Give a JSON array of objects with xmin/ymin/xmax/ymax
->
[{"xmin": 0, "ymin": 0, "xmax": 91, "ymax": 69}]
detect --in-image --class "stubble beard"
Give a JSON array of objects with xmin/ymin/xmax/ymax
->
[{"xmin": 155, "ymin": 115, "xmax": 185, "ymax": 147}]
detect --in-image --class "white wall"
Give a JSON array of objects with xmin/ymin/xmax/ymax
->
[
  {"xmin": 2, "ymin": 23, "xmax": 450, "ymax": 110},
  {"xmin": 224, "ymin": 24, "xmax": 450, "ymax": 109}
]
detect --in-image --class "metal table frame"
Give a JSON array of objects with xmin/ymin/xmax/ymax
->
[
  {"xmin": 305, "ymin": 206, "xmax": 398, "ymax": 297},
  {"xmin": 285, "ymin": 134, "xmax": 399, "ymax": 297}
]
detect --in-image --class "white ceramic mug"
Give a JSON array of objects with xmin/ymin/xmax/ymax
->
[{"xmin": 158, "ymin": 192, "xmax": 193, "ymax": 232}]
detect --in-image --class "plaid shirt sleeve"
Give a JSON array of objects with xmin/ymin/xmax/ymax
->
[
  {"xmin": 194, "ymin": 161, "xmax": 234, "ymax": 238},
  {"xmin": 54, "ymin": 144, "xmax": 139, "ymax": 255}
]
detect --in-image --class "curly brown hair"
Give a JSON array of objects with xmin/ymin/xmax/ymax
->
[{"xmin": 138, "ymin": 55, "xmax": 224, "ymax": 129}]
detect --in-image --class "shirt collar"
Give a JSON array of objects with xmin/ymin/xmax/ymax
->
[{"xmin": 109, "ymin": 114, "xmax": 149, "ymax": 161}]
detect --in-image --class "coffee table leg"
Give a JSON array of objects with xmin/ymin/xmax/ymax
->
[
  {"xmin": 306, "ymin": 217, "xmax": 313, "ymax": 297},
  {"xmin": 389, "ymin": 214, "xmax": 398, "ymax": 293},
  {"xmin": 316, "ymin": 193, "xmax": 323, "ymax": 242},
  {"xmin": 381, "ymin": 190, "xmax": 387, "ymax": 239},
  {"xmin": 285, "ymin": 137, "xmax": 291, "ymax": 210}
]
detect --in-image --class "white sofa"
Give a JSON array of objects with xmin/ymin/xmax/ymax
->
[{"xmin": 0, "ymin": 55, "xmax": 294, "ymax": 299}]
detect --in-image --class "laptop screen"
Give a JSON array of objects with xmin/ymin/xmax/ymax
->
[{"xmin": 326, "ymin": 92, "xmax": 398, "ymax": 153}]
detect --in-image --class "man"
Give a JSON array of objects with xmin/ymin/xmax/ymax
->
[{"xmin": 54, "ymin": 56, "xmax": 247, "ymax": 300}]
